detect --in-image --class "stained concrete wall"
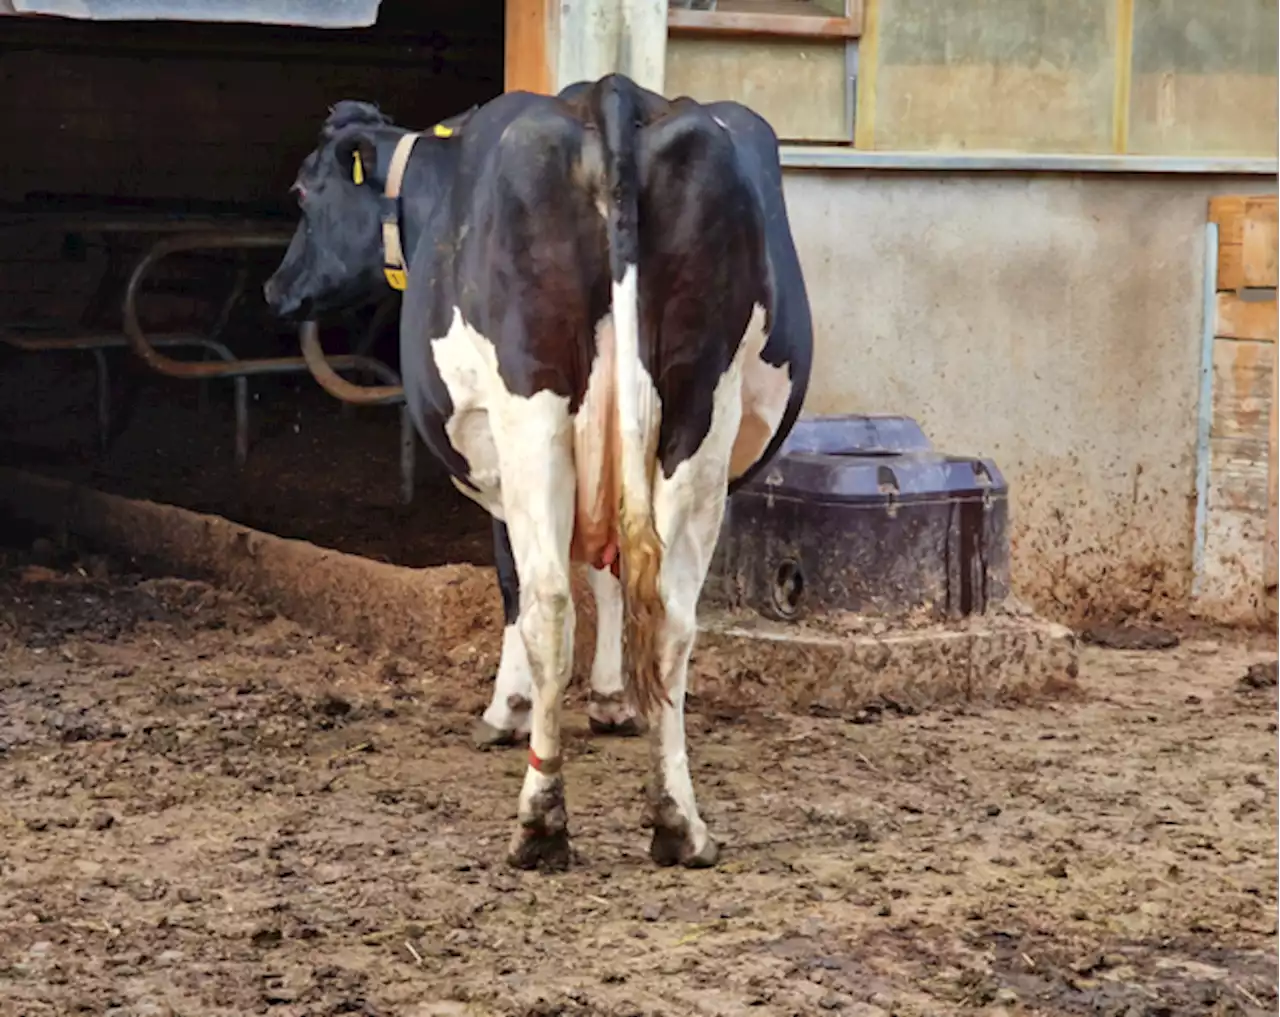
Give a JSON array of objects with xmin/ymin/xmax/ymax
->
[{"xmin": 782, "ymin": 170, "xmax": 1275, "ymax": 626}]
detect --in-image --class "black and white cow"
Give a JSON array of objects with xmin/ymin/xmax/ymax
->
[{"xmin": 264, "ymin": 74, "xmax": 813, "ymax": 870}]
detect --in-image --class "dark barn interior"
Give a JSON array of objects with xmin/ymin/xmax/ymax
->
[{"xmin": 0, "ymin": 3, "xmax": 503, "ymax": 567}]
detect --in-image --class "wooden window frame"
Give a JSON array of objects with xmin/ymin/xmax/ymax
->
[
  {"xmin": 667, "ymin": 0, "xmax": 862, "ymax": 41},
  {"xmin": 665, "ymin": 0, "xmax": 862, "ymax": 143}
]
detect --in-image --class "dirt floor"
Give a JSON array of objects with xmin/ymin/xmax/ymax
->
[{"xmin": 0, "ymin": 546, "xmax": 1276, "ymax": 1017}]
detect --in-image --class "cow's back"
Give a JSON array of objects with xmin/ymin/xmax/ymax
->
[{"xmin": 400, "ymin": 80, "xmax": 808, "ymax": 524}]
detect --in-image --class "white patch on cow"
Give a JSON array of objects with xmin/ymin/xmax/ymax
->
[
  {"xmin": 430, "ymin": 309, "xmax": 508, "ymax": 518},
  {"xmin": 730, "ymin": 303, "xmax": 792, "ymax": 481},
  {"xmin": 430, "ymin": 308, "xmax": 577, "ymax": 824},
  {"xmin": 712, "ymin": 115, "xmax": 729, "ymax": 130},
  {"xmin": 586, "ymin": 567, "xmax": 624, "ymax": 698},
  {"xmin": 481, "ymin": 623, "xmax": 533, "ymax": 735},
  {"xmin": 612, "ymin": 264, "xmax": 662, "ymax": 541}
]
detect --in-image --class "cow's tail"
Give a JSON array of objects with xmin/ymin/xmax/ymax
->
[{"xmin": 596, "ymin": 76, "xmax": 668, "ymax": 718}]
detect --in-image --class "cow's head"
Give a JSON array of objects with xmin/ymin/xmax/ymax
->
[{"xmin": 264, "ymin": 101, "xmax": 401, "ymax": 319}]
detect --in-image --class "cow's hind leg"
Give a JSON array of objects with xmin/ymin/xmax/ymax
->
[
  {"xmin": 586, "ymin": 567, "xmax": 644, "ymax": 737},
  {"xmin": 494, "ymin": 396, "xmax": 577, "ymax": 872},
  {"xmin": 474, "ymin": 520, "xmax": 534, "ymax": 749},
  {"xmin": 644, "ymin": 407, "xmax": 740, "ymax": 869}
]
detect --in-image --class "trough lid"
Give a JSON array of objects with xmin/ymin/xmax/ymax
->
[
  {"xmin": 780, "ymin": 414, "xmax": 932, "ymax": 457},
  {"xmin": 748, "ymin": 451, "xmax": 1007, "ymax": 503},
  {"xmin": 0, "ymin": 0, "xmax": 380, "ymax": 27},
  {"xmin": 746, "ymin": 414, "xmax": 1008, "ymax": 503}
]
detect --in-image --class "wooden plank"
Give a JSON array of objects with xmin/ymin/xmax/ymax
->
[
  {"xmin": 1204, "ymin": 337, "xmax": 1276, "ymax": 620},
  {"xmin": 1267, "ymin": 343, "xmax": 1279, "ymax": 595},
  {"xmin": 1216, "ymin": 292, "xmax": 1278, "ymax": 342},
  {"xmin": 1209, "ymin": 195, "xmax": 1247, "ymax": 234},
  {"xmin": 1242, "ymin": 196, "xmax": 1278, "ymax": 288},
  {"xmin": 1201, "ymin": 283, "xmax": 1278, "ymax": 622},
  {"xmin": 1210, "ymin": 195, "xmax": 1277, "ymax": 292},
  {"xmin": 667, "ymin": 8, "xmax": 861, "ymax": 39},
  {"xmin": 1208, "ymin": 438, "xmax": 1269, "ymax": 515},
  {"xmin": 1211, "ymin": 338, "xmax": 1274, "ymax": 442},
  {"xmin": 504, "ymin": 0, "xmax": 552, "ymax": 94},
  {"xmin": 1217, "ymin": 237, "xmax": 1245, "ymax": 292},
  {"xmin": 1209, "ymin": 337, "xmax": 1273, "ymax": 518},
  {"xmin": 1210, "ymin": 194, "xmax": 1247, "ymax": 290},
  {"xmin": 673, "ymin": 0, "xmax": 849, "ymax": 15}
]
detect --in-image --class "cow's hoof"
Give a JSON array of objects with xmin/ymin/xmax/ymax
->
[
  {"xmin": 650, "ymin": 825, "xmax": 720, "ymax": 869},
  {"xmin": 507, "ymin": 779, "xmax": 570, "ymax": 872},
  {"xmin": 587, "ymin": 713, "xmax": 646, "ymax": 738},
  {"xmin": 507, "ymin": 821, "xmax": 571, "ymax": 872},
  {"xmin": 472, "ymin": 718, "xmax": 528, "ymax": 750}
]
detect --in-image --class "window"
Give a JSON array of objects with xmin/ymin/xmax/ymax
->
[
  {"xmin": 863, "ymin": 0, "xmax": 1117, "ymax": 153},
  {"xmin": 1128, "ymin": 0, "xmax": 1278, "ymax": 157},
  {"xmin": 666, "ymin": 0, "xmax": 861, "ymax": 142}
]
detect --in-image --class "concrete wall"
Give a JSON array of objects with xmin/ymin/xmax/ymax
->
[{"xmin": 782, "ymin": 170, "xmax": 1275, "ymax": 626}]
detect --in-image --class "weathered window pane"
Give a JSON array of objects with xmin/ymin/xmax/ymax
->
[
  {"xmin": 667, "ymin": 36, "xmax": 851, "ymax": 142},
  {"xmin": 1128, "ymin": 0, "xmax": 1278, "ymax": 157},
  {"xmin": 868, "ymin": 0, "xmax": 1117, "ymax": 152}
]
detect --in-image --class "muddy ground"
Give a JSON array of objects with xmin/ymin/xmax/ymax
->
[{"xmin": 0, "ymin": 548, "xmax": 1276, "ymax": 1017}]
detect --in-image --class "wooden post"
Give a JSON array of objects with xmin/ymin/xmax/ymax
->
[
  {"xmin": 620, "ymin": 0, "xmax": 667, "ymax": 93},
  {"xmin": 505, "ymin": 0, "xmax": 553, "ymax": 94},
  {"xmin": 504, "ymin": 0, "xmax": 668, "ymax": 96}
]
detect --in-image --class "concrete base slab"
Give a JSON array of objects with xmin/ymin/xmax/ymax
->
[{"xmin": 695, "ymin": 607, "xmax": 1079, "ymax": 714}]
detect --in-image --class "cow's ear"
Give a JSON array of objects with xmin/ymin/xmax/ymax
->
[{"xmin": 336, "ymin": 133, "xmax": 377, "ymax": 187}]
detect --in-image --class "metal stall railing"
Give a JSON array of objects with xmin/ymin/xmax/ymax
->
[{"xmin": 1, "ymin": 222, "xmax": 415, "ymax": 503}]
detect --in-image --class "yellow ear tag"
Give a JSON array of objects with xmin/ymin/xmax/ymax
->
[
  {"xmin": 384, "ymin": 267, "xmax": 407, "ymax": 291},
  {"xmin": 352, "ymin": 151, "xmax": 365, "ymax": 185},
  {"xmin": 433, "ymin": 124, "xmax": 454, "ymax": 139}
]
